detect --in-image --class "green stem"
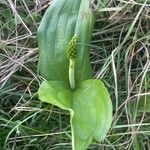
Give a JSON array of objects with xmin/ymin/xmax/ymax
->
[{"xmin": 69, "ymin": 59, "xmax": 75, "ymax": 90}]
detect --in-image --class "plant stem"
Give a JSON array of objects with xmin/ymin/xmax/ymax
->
[{"xmin": 69, "ymin": 59, "xmax": 75, "ymax": 90}]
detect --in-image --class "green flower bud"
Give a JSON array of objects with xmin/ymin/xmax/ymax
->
[{"xmin": 66, "ymin": 35, "xmax": 78, "ymax": 60}]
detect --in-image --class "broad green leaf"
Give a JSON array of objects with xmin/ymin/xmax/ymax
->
[
  {"xmin": 38, "ymin": 79, "xmax": 112, "ymax": 150},
  {"xmin": 37, "ymin": 0, "xmax": 95, "ymax": 84},
  {"xmin": 38, "ymin": 81, "xmax": 72, "ymax": 110},
  {"xmin": 72, "ymin": 79, "xmax": 112, "ymax": 150}
]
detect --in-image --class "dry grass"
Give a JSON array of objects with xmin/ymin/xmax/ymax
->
[{"xmin": 0, "ymin": 0, "xmax": 150, "ymax": 149}]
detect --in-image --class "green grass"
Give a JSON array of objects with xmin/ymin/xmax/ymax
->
[{"xmin": 0, "ymin": 0, "xmax": 150, "ymax": 149}]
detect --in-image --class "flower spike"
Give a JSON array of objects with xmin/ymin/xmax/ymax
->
[
  {"xmin": 67, "ymin": 35, "xmax": 78, "ymax": 60},
  {"xmin": 66, "ymin": 35, "xmax": 78, "ymax": 90}
]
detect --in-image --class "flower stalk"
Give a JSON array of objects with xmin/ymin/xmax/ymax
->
[{"xmin": 69, "ymin": 59, "xmax": 75, "ymax": 89}]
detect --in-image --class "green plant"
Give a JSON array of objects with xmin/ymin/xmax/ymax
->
[{"xmin": 37, "ymin": 0, "xmax": 112, "ymax": 149}]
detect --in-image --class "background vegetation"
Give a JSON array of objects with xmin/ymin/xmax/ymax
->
[{"xmin": 0, "ymin": 0, "xmax": 150, "ymax": 149}]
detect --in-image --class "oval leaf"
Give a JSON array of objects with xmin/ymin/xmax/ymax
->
[
  {"xmin": 72, "ymin": 79, "xmax": 112, "ymax": 150},
  {"xmin": 37, "ymin": 0, "xmax": 95, "ymax": 83},
  {"xmin": 38, "ymin": 79, "xmax": 112, "ymax": 150}
]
